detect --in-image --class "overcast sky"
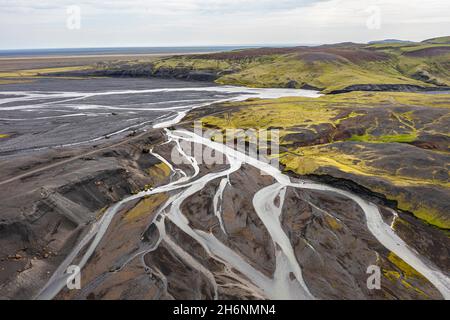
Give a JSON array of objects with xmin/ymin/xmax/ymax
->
[{"xmin": 1, "ymin": 0, "xmax": 449, "ymax": 49}]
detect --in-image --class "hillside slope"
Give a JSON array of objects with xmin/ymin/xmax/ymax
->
[
  {"xmin": 422, "ymin": 36, "xmax": 450, "ymax": 44},
  {"xmin": 63, "ymin": 39, "xmax": 450, "ymax": 93},
  {"xmin": 193, "ymin": 92, "xmax": 450, "ymax": 229}
]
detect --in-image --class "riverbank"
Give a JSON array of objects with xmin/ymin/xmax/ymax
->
[{"xmin": 0, "ymin": 81, "xmax": 448, "ymax": 300}]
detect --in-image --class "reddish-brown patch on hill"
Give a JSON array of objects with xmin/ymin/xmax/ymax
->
[
  {"xmin": 323, "ymin": 49, "xmax": 390, "ymax": 63},
  {"xmin": 295, "ymin": 48, "xmax": 390, "ymax": 64},
  {"xmin": 190, "ymin": 46, "xmax": 391, "ymax": 64},
  {"xmin": 404, "ymin": 46, "xmax": 450, "ymax": 57},
  {"xmin": 297, "ymin": 52, "xmax": 346, "ymax": 63},
  {"xmin": 191, "ymin": 47, "xmax": 304, "ymax": 60}
]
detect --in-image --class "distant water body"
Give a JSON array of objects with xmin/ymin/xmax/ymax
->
[{"xmin": 0, "ymin": 46, "xmax": 263, "ymax": 57}]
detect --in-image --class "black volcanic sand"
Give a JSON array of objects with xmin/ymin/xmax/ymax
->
[
  {"xmin": 0, "ymin": 113, "xmax": 446, "ymax": 300},
  {"xmin": 0, "ymin": 78, "xmax": 448, "ymax": 300},
  {"xmin": 0, "ymin": 78, "xmax": 245, "ymax": 156}
]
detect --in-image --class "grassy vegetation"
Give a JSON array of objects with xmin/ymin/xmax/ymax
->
[
  {"xmin": 387, "ymin": 252, "xmax": 424, "ymax": 279},
  {"xmin": 348, "ymin": 132, "xmax": 418, "ymax": 143},
  {"xmin": 324, "ymin": 215, "xmax": 343, "ymax": 231},
  {"xmin": 386, "ymin": 194, "xmax": 449, "ymax": 229},
  {"xmin": 156, "ymin": 52, "xmax": 436, "ymax": 92},
  {"xmin": 220, "ymin": 56, "xmax": 431, "ymax": 92},
  {"xmin": 398, "ymin": 43, "xmax": 450, "ymax": 52},
  {"xmin": 281, "ymin": 145, "xmax": 449, "ymax": 188},
  {"xmin": 200, "ymin": 91, "xmax": 449, "ymax": 139},
  {"xmin": 0, "ymin": 66, "xmax": 91, "ymax": 80},
  {"xmin": 227, "ymin": 91, "xmax": 450, "ymax": 108},
  {"xmin": 153, "ymin": 56, "xmax": 235, "ymax": 71},
  {"xmin": 422, "ymin": 36, "xmax": 450, "ymax": 44},
  {"xmin": 202, "ymin": 101, "xmax": 339, "ymax": 129},
  {"xmin": 198, "ymin": 92, "xmax": 450, "ymax": 229},
  {"xmin": 124, "ymin": 193, "xmax": 168, "ymax": 222},
  {"xmin": 145, "ymin": 39, "xmax": 450, "ymax": 92},
  {"xmin": 281, "ymin": 142, "xmax": 450, "ymax": 229},
  {"xmin": 383, "ymin": 252, "xmax": 429, "ymax": 297},
  {"xmin": 8, "ymin": 37, "xmax": 448, "ymax": 93},
  {"xmin": 0, "ymin": 79, "xmax": 33, "ymax": 85},
  {"xmin": 147, "ymin": 162, "xmax": 171, "ymax": 178}
]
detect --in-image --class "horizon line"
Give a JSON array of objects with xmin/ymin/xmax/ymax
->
[{"xmin": 1, "ymin": 35, "xmax": 447, "ymax": 52}]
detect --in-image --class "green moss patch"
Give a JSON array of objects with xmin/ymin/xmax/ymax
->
[
  {"xmin": 145, "ymin": 41, "xmax": 450, "ymax": 92},
  {"xmin": 197, "ymin": 91, "xmax": 450, "ymax": 230},
  {"xmin": 348, "ymin": 132, "xmax": 417, "ymax": 143}
]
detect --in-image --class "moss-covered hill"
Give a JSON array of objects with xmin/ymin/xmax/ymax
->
[
  {"xmin": 77, "ymin": 36, "xmax": 450, "ymax": 94},
  {"xmin": 423, "ymin": 36, "xmax": 450, "ymax": 44},
  {"xmin": 189, "ymin": 91, "xmax": 450, "ymax": 230}
]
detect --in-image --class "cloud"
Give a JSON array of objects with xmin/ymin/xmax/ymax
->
[
  {"xmin": 0, "ymin": 0, "xmax": 449, "ymax": 49},
  {"xmin": 0, "ymin": 0, "xmax": 322, "ymax": 15}
]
